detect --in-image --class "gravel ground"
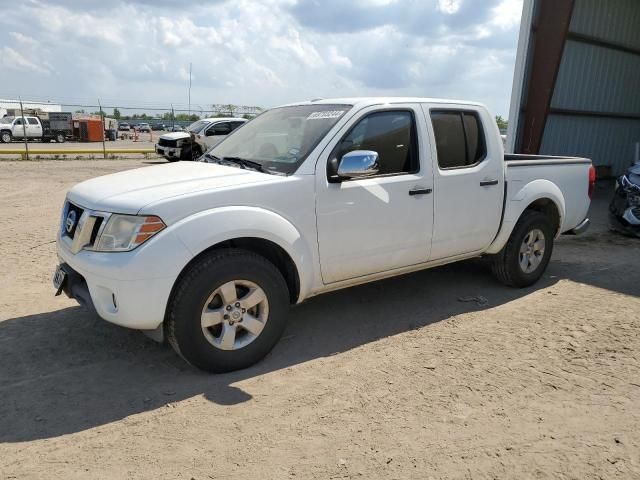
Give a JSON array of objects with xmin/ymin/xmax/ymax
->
[{"xmin": 0, "ymin": 159, "xmax": 639, "ymax": 479}]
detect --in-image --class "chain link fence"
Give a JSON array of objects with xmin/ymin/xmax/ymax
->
[{"xmin": 0, "ymin": 98, "xmax": 264, "ymax": 160}]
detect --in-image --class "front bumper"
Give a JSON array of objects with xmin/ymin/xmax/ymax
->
[
  {"xmin": 55, "ymin": 228, "xmax": 193, "ymax": 331},
  {"xmin": 155, "ymin": 144, "xmax": 182, "ymax": 159}
]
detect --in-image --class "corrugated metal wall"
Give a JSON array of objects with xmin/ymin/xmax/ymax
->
[{"xmin": 539, "ymin": 0, "xmax": 640, "ymax": 175}]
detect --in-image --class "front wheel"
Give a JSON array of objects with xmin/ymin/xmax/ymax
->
[
  {"xmin": 166, "ymin": 249, "xmax": 290, "ymax": 373},
  {"xmin": 0, "ymin": 131, "xmax": 12, "ymax": 143},
  {"xmin": 491, "ymin": 210, "xmax": 554, "ymax": 288}
]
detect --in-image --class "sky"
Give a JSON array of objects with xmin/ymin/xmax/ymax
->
[{"xmin": 0, "ymin": 0, "xmax": 524, "ymax": 116}]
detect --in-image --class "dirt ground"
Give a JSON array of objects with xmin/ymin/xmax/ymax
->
[{"xmin": 1, "ymin": 159, "xmax": 639, "ymax": 479}]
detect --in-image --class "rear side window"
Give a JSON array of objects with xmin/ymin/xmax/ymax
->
[
  {"xmin": 335, "ymin": 110, "xmax": 418, "ymax": 176},
  {"xmin": 431, "ymin": 111, "xmax": 486, "ymax": 169},
  {"xmin": 27, "ymin": 117, "xmax": 38, "ymax": 125}
]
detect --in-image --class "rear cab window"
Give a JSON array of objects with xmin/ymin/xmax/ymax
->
[{"xmin": 430, "ymin": 110, "xmax": 486, "ymax": 169}]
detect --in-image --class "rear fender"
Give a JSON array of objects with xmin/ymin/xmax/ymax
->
[{"xmin": 486, "ymin": 179, "xmax": 565, "ymax": 254}]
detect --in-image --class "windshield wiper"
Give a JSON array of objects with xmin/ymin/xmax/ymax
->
[{"xmin": 221, "ymin": 156, "xmax": 268, "ymax": 173}]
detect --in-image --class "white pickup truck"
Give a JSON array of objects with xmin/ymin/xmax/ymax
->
[
  {"xmin": 155, "ymin": 117, "xmax": 246, "ymax": 161},
  {"xmin": 0, "ymin": 113, "xmax": 71, "ymax": 143},
  {"xmin": 54, "ymin": 97, "xmax": 594, "ymax": 372}
]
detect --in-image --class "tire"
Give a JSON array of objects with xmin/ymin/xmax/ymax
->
[
  {"xmin": 491, "ymin": 210, "xmax": 554, "ymax": 288},
  {"xmin": 55, "ymin": 132, "xmax": 66, "ymax": 143},
  {"xmin": 166, "ymin": 248, "xmax": 290, "ymax": 373},
  {"xmin": 0, "ymin": 131, "xmax": 12, "ymax": 143},
  {"xmin": 191, "ymin": 144, "xmax": 203, "ymax": 161}
]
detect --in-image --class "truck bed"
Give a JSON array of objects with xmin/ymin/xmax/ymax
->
[{"xmin": 505, "ymin": 153, "xmax": 591, "ymax": 166}]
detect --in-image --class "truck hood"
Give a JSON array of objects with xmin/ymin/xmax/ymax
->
[
  {"xmin": 159, "ymin": 131, "xmax": 191, "ymax": 141},
  {"xmin": 67, "ymin": 162, "xmax": 274, "ymax": 216}
]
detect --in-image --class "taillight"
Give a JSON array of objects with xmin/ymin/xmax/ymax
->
[{"xmin": 588, "ymin": 166, "xmax": 596, "ymax": 199}]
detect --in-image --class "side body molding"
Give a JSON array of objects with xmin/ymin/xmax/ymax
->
[
  {"xmin": 486, "ymin": 179, "xmax": 566, "ymax": 254},
  {"xmin": 173, "ymin": 206, "xmax": 315, "ymax": 302}
]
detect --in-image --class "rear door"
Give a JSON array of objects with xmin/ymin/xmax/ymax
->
[
  {"xmin": 423, "ymin": 106, "xmax": 504, "ymax": 259},
  {"xmin": 27, "ymin": 117, "xmax": 42, "ymax": 138}
]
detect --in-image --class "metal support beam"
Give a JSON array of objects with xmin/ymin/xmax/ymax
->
[{"xmin": 519, "ymin": 0, "xmax": 575, "ymax": 154}]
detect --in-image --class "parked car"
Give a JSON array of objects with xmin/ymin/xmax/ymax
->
[
  {"xmin": 54, "ymin": 97, "xmax": 594, "ymax": 373},
  {"xmin": 138, "ymin": 123, "xmax": 151, "ymax": 133},
  {"xmin": 609, "ymin": 162, "xmax": 640, "ymax": 237},
  {"xmin": 152, "ymin": 123, "xmax": 166, "ymax": 131},
  {"xmin": 193, "ymin": 118, "xmax": 246, "ymax": 152},
  {"xmin": 118, "ymin": 122, "xmax": 130, "ymax": 131},
  {"xmin": 0, "ymin": 113, "xmax": 71, "ymax": 143},
  {"xmin": 154, "ymin": 118, "xmax": 245, "ymax": 162}
]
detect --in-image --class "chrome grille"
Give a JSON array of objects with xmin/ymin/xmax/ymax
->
[
  {"xmin": 158, "ymin": 138, "xmax": 177, "ymax": 148},
  {"xmin": 60, "ymin": 201, "xmax": 111, "ymax": 254}
]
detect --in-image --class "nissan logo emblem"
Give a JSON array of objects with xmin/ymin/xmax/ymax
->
[{"xmin": 65, "ymin": 210, "xmax": 77, "ymax": 234}]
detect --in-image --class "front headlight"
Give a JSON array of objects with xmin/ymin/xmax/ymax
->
[{"xmin": 95, "ymin": 215, "xmax": 166, "ymax": 252}]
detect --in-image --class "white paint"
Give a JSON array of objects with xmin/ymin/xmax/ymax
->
[{"xmin": 57, "ymin": 97, "xmax": 592, "ymax": 332}]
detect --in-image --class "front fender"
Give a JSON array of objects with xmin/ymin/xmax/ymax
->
[
  {"xmin": 486, "ymin": 179, "xmax": 565, "ymax": 254},
  {"xmin": 172, "ymin": 206, "xmax": 315, "ymax": 301}
]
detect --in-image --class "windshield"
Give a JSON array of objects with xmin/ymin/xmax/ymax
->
[
  {"xmin": 0, "ymin": 117, "xmax": 14, "ymax": 124},
  {"xmin": 186, "ymin": 120, "xmax": 210, "ymax": 134},
  {"xmin": 207, "ymin": 104, "xmax": 352, "ymax": 175}
]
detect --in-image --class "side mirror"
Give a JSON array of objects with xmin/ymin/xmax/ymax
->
[{"xmin": 337, "ymin": 150, "xmax": 380, "ymax": 179}]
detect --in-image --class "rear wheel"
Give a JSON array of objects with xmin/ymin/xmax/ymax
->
[
  {"xmin": 491, "ymin": 210, "xmax": 554, "ymax": 288},
  {"xmin": 0, "ymin": 131, "xmax": 12, "ymax": 143},
  {"xmin": 55, "ymin": 132, "xmax": 66, "ymax": 143},
  {"xmin": 166, "ymin": 249, "xmax": 290, "ymax": 373}
]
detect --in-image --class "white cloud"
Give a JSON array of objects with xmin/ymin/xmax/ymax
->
[
  {"xmin": 437, "ymin": 0, "xmax": 463, "ymax": 15},
  {"xmin": 0, "ymin": 0, "xmax": 524, "ymax": 116},
  {"xmin": 0, "ymin": 47, "xmax": 51, "ymax": 74}
]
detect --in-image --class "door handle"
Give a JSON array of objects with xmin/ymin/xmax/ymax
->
[
  {"xmin": 409, "ymin": 188, "xmax": 432, "ymax": 196},
  {"xmin": 480, "ymin": 180, "xmax": 499, "ymax": 187}
]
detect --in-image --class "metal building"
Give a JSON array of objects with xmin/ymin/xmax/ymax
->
[
  {"xmin": 0, "ymin": 99, "xmax": 62, "ymax": 118},
  {"xmin": 507, "ymin": 0, "xmax": 640, "ymax": 176}
]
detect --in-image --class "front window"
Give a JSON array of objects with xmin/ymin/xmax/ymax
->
[
  {"xmin": 186, "ymin": 120, "xmax": 210, "ymax": 134},
  {"xmin": 206, "ymin": 104, "xmax": 351, "ymax": 175}
]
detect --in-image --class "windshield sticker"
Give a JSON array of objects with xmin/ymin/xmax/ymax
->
[{"xmin": 307, "ymin": 110, "xmax": 344, "ymax": 120}]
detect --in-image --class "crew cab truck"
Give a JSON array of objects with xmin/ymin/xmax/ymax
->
[
  {"xmin": 155, "ymin": 117, "xmax": 246, "ymax": 161},
  {"xmin": 54, "ymin": 97, "xmax": 594, "ymax": 373},
  {"xmin": 0, "ymin": 112, "xmax": 72, "ymax": 143}
]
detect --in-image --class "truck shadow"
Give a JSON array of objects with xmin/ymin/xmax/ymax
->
[{"xmin": 1, "ymin": 231, "xmax": 637, "ymax": 443}]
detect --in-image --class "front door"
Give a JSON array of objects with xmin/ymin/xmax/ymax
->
[
  {"xmin": 12, "ymin": 117, "xmax": 25, "ymax": 138},
  {"xmin": 315, "ymin": 105, "xmax": 434, "ymax": 284},
  {"xmin": 424, "ymin": 107, "xmax": 504, "ymax": 259},
  {"xmin": 202, "ymin": 122, "xmax": 231, "ymax": 149}
]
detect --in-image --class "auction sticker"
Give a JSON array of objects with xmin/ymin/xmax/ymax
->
[{"xmin": 307, "ymin": 111, "xmax": 345, "ymax": 120}]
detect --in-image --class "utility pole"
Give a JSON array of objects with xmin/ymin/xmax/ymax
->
[
  {"xmin": 188, "ymin": 62, "xmax": 192, "ymax": 118},
  {"xmin": 99, "ymin": 99, "xmax": 106, "ymax": 159},
  {"xmin": 19, "ymin": 97, "xmax": 29, "ymax": 161}
]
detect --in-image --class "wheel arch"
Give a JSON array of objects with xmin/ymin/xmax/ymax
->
[
  {"xmin": 167, "ymin": 237, "xmax": 301, "ymax": 313},
  {"xmin": 164, "ymin": 206, "xmax": 315, "ymax": 309},
  {"xmin": 486, "ymin": 179, "xmax": 565, "ymax": 254}
]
